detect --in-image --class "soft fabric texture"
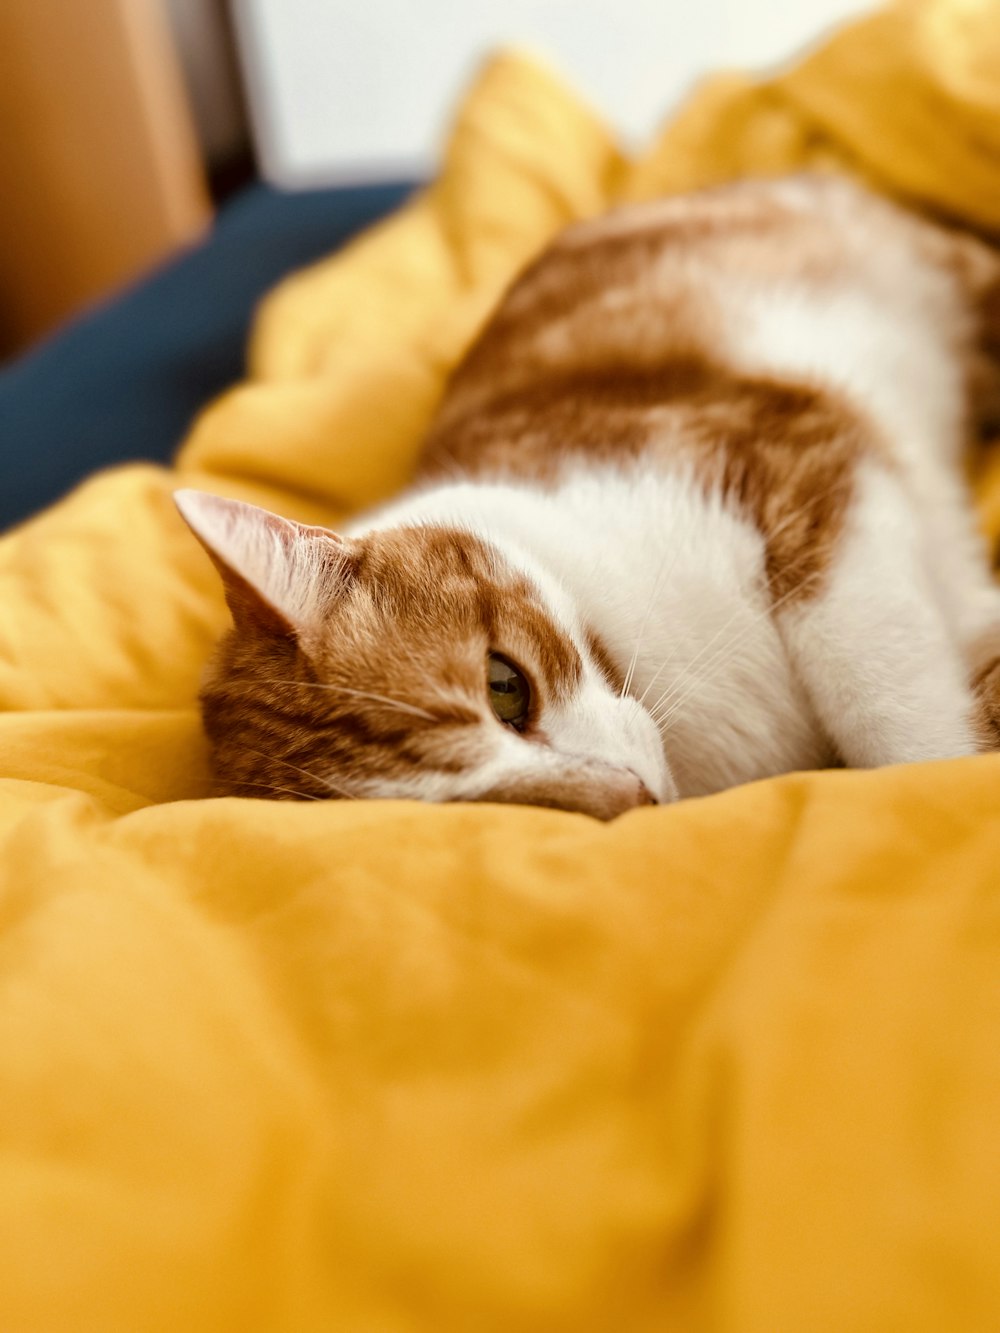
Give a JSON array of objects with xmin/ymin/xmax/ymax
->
[{"xmin": 3, "ymin": 1, "xmax": 1000, "ymax": 1328}]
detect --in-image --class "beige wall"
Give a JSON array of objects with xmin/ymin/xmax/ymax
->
[{"xmin": 0, "ymin": 0, "xmax": 211, "ymax": 357}]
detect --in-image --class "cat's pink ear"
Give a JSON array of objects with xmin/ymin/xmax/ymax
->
[{"xmin": 174, "ymin": 490, "xmax": 351, "ymax": 635}]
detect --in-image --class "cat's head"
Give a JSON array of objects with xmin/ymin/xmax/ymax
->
[{"xmin": 175, "ymin": 491, "xmax": 674, "ymax": 818}]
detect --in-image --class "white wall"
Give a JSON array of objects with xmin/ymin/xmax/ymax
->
[{"xmin": 234, "ymin": 0, "xmax": 869, "ymax": 188}]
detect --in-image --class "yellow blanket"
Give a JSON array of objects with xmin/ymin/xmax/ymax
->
[{"xmin": 4, "ymin": 2, "xmax": 1000, "ymax": 1327}]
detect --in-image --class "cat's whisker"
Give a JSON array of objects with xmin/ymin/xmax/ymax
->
[
  {"xmin": 234, "ymin": 746, "xmax": 359, "ymax": 801},
  {"xmin": 648, "ymin": 572, "xmax": 814, "ymax": 727},
  {"xmin": 631, "ymin": 557, "xmax": 713, "ymax": 708},
  {"xmin": 636, "ymin": 577, "xmax": 763, "ymax": 711},
  {"xmin": 761, "ymin": 475, "xmax": 847, "ymax": 547},
  {"xmin": 638, "ymin": 492, "xmax": 834, "ymax": 721},
  {"xmin": 643, "ymin": 571, "xmax": 797, "ymax": 718},
  {"xmin": 636, "ymin": 593, "xmax": 743, "ymax": 711},
  {"xmin": 642, "ymin": 477, "xmax": 853, "ymax": 709},
  {"xmin": 256, "ymin": 678, "xmax": 437, "ymax": 723},
  {"xmin": 620, "ymin": 536, "xmax": 684, "ymax": 699},
  {"xmin": 232, "ymin": 778, "xmax": 325, "ymax": 802},
  {"xmin": 649, "ymin": 569, "xmax": 822, "ymax": 730},
  {"xmin": 309, "ymin": 685, "xmax": 438, "ymax": 723},
  {"xmin": 634, "ymin": 476, "xmax": 849, "ymax": 715}
]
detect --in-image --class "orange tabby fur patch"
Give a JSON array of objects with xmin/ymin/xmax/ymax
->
[{"xmin": 202, "ymin": 525, "xmax": 582, "ymax": 800}]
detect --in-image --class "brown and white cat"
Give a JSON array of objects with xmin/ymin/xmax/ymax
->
[{"xmin": 176, "ymin": 174, "xmax": 1000, "ymax": 818}]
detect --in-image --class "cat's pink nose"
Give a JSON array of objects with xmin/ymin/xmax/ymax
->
[{"xmin": 580, "ymin": 770, "xmax": 660, "ymax": 820}]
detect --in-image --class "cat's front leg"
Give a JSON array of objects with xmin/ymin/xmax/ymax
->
[{"xmin": 776, "ymin": 463, "xmax": 981, "ymax": 769}]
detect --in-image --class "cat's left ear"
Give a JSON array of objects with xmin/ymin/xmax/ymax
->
[{"xmin": 174, "ymin": 489, "xmax": 352, "ymax": 636}]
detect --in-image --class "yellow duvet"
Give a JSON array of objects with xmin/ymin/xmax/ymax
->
[{"xmin": 4, "ymin": 2, "xmax": 1000, "ymax": 1328}]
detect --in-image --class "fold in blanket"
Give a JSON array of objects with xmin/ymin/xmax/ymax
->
[{"xmin": 2, "ymin": 2, "xmax": 1000, "ymax": 1328}]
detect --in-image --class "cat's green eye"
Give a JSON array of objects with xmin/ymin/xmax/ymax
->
[{"xmin": 487, "ymin": 653, "xmax": 531, "ymax": 730}]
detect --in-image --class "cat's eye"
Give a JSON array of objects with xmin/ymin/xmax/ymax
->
[{"xmin": 487, "ymin": 653, "xmax": 531, "ymax": 730}]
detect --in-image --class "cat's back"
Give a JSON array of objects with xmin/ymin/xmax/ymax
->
[{"xmin": 419, "ymin": 174, "xmax": 976, "ymax": 485}]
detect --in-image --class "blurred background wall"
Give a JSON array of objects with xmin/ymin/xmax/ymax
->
[
  {"xmin": 166, "ymin": 0, "xmax": 248, "ymax": 173},
  {"xmin": 0, "ymin": 0, "xmax": 865, "ymax": 360},
  {"xmin": 235, "ymin": 0, "xmax": 868, "ymax": 186}
]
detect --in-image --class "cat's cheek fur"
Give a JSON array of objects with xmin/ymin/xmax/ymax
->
[{"xmin": 537, "ymin": 682, "xmax": 677, "ymax": 805}]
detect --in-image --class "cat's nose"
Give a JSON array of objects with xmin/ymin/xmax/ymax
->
[
  {"xmin": 623, "ymin": 770, "xmax": 657, "ymax": 807},
  {"xmin": 574, "ymin": 768, "xmax": 660, "ymax": 820},
  {"xmin": 589, "ymin": 773, "xmax": 658, "ymax": 820}
]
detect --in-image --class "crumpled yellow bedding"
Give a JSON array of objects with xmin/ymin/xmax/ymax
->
[{"xmin": 3, "ymin": 1, "xmax": 1000, "ymax": 1328}]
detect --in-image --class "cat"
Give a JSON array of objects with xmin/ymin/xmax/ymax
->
[{"xmin": 176, "ymin": 173, "xmax": 1000, "ymax": 818}]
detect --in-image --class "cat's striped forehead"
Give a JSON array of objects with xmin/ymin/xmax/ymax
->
[{"xmin": 330, "ymin": 524, "xmax": 583, "ymax": 699}]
